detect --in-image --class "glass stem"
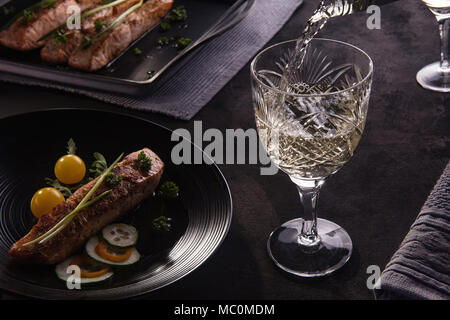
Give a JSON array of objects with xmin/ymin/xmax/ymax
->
[
  {"xmin": 294, "ymin": 178, "xmax": 326, "ymax": 246},
  {"xmin": 439, "ymin": 18, "xmax": 450, "ymax": 71}
]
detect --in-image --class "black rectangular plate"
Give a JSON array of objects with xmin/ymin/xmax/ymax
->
[{"xmin": 0, "ymin": 0, "xmax": 254, "ymax": 95}]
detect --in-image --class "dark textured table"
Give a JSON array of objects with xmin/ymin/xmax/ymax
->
[{"xmin": 0, "ymin": 0, "xmax": 448, "ymax": 300}]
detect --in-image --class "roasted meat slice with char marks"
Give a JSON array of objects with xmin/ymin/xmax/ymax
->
[
  {"xmin": 68, "ymin": 0, "xmax": 173, "ymax": 71},
  {"xmin": 41, "ymin": 0, "xmax": 140, "ymax": 64},
  {"xmin": 9, "ymin": 148, "xmax": 164, "ymax": 264},
  {"xmin": 0, "ymin": 0, "xmax": 104, "ymax": 51}
]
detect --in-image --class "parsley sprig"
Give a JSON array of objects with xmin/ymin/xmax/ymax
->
[
  {"xmin": 152, "ymin": 216, "xmax": 172, "ymax": 232},
  {"xmin": 138, "ymin": 151, "xmax": 152, "ymax": 171},
  {"xmin": 105, "ymin": 172, "xmax": 122, "ymax": 187},
  {"xmin": 167, "ymin": 5, "xmax": 187, "ymax": 22},
  {"xmin": 157, "ymin": 181, "xmax": 179, "ymax": 200}
]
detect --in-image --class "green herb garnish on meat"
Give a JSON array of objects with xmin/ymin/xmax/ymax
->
[
  {"xmin": 138, "ymin": 151, "xmax": 151, "ymax": 171},
  {"xmin": 105, "ymin": 172, "xmax": 122, "ymax": 187},
  {"xmin": 157, "ymin": 181, "xmax": 179, "ymax": 199},
  {"xmin": 81, "ymin": 36, "xmax": 92, "ymax": 49},
  {"xmin": 152, "ymin": 216, "xmax": 172, "ymax": 232},
  {"xmin": 95, "ymin": 20, "xmax": 107, "ymax": 33},
  {"xmin": 22, "ymin": 9, "xmax": 35, "ymax": 23},
  {"xmin": 54, "ymin": 29, "xmax": 68, "ymax": 44}
]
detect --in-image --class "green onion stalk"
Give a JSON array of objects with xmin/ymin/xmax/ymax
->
[
  {"xmin": 77, "ymin": 0, "xmax": 143, "ymax": 51},
  {"xmin": 37, "ymin": 0, "xmax": 131, "ymax": 42},
  {"xmin": 23, "ymin": 153, "xmax": 124, "ymax": 247}
]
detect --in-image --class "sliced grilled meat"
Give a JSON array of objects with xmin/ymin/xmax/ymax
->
[
  {"xmin": 0, "ymin": 0, "xmax": 104, "ymax": 51},
  {"xmin": 41, "ymin": 0, "xmax": 140, "ymax": 64},
  {"xmin": 9, "ymin": 148, "xmax": 164, "ymax": 264},
  {"xmin": 68, "ymin": 0, "xmax": 173, "ymax": 71}
]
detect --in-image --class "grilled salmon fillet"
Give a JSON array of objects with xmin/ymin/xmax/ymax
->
[
  {"xmin": 0, "ymin": 0, "xmax": 104, "ymax": 51},
  {"xmin": 69, "ymin": 0, "xmax": 173, "ymax": 71},
  {"xmin": 41, "ymin": 0, "xmax": 140, "ymax": 64},
  {"xmin": 9, "ymin": 148, "xmax": 164, "ymax": 264}
]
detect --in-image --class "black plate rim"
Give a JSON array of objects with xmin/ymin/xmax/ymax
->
[{"xmin": 0, "ymin": 107, "xmax": 233, "ymax": 300}]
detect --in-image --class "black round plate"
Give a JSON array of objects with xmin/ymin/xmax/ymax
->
[{"xmin": 0, "ymin": 109, "xmax": 232, "ymax": 299}]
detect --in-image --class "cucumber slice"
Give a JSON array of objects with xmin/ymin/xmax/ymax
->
[
  {"xmin": 55, "ymin": 256, "xmax": 113, "ymax": 284},
  {"xmin": 85, "ymin": 236, "xmax": 141, "ymax": 266},
  {"xmin": 101, "ymin": 223, "xmax": 138, "ymax": 248}
]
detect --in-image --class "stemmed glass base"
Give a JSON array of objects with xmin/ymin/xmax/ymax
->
[
  {"xmin": 416, "ymin": 62, "xmax": 450, "ymax": 92},
  {"xmin": 267, "ymin": 218, "xmax": 352, "ymax": 277}
]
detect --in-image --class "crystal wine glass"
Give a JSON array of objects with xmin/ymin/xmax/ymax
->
[
  {"xmin": 251, "ymin": 39, "xmax": 373, "ymax": 277},
  {"xmin": 417, "ymin": 0, "xmax": 450, "ymax": 92}
]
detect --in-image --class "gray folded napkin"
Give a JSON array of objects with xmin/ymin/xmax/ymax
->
[
  {"xmin": 375, "ymin": 162, "xmax": 450, "ymax": 300},
  {"xmin": 0, "ymin": 0, "xmax": 304, "ymax": 120}
]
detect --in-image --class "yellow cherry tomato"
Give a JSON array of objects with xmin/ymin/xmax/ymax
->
[
  {"xmin": 54, "ymin": 154, "xmax": 86, "ymax": 185},
  {"xmin": 30, "ymin": 187, "xmax": 65, "ymax": 218}
]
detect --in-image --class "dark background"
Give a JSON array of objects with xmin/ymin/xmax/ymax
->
[{"xmin": 0, "ymin": 0, "xmax": 449, "ymax": 299}]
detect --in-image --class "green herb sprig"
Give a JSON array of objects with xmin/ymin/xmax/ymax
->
[
  {"xmin": 152, "ymin": 216, "xmax": 172, "ymax": 232},
  {"xmin": 95, "ymin": 20, "xmax": 108, "ymax": 33},
  {"xmin": 89, "ymin": 152, "xmax": 108, "ymax": 179},
  {"xmin": 167, "ymin": 6, "xmax": 187, "ymax": 22},
  {"xmin": 45, "ymin": 178, "xmax": 72, "ymax": 198},
  {"xmin": 159, "ymin": 21, "xmax": 171, "ymax": 32},
  {"xmin": 138, "ymin": 151, "xmax": 151, "ymax": 171},
  {"xmin": 66, "ymin": 138, "xmax": 76, "ymax": 154},
  {"xmin": 177, "ymin": 37, "xmax": 192, "ymax": 50},
  {"xmin": 157, "ymin": 181, "xmax": 179, "ymax": 200},
  {"xmin": 105, "ymin": 172, "xmax": 122, "ymax": 187},
  {"xmin": 54, "ymin": 29, "xmax": 68, "ymax": 44}
]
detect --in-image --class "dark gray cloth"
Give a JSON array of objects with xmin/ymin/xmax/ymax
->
[
  {"xmin": 0, "ymin": 0, "xmax": 303, "ymax": 120},
  {"xmin": 375, "ymin": 162, "xmax": 450, "ymax": 300}
]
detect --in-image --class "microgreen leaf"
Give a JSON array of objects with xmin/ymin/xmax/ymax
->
[
  {"xmin": 66, "ymin": 138, "xmax": 76, "ymax": 155},
  {"xmin": 45, "ymin": 178, "xmax": 72, "ymax": 198}
]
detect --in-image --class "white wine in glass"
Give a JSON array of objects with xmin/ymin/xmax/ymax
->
[
  {"xmin": 417, "ymin": 0, "xmax": 450, "ymax": 92},
  {"xmin": 251, "ymin": 39, "xmax": 373, "ymax": 277}
]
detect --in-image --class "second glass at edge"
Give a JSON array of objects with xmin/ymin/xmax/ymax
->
[{"xmin": 251, "ymin": 39, "xmax": 373, "ymax": 277}]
